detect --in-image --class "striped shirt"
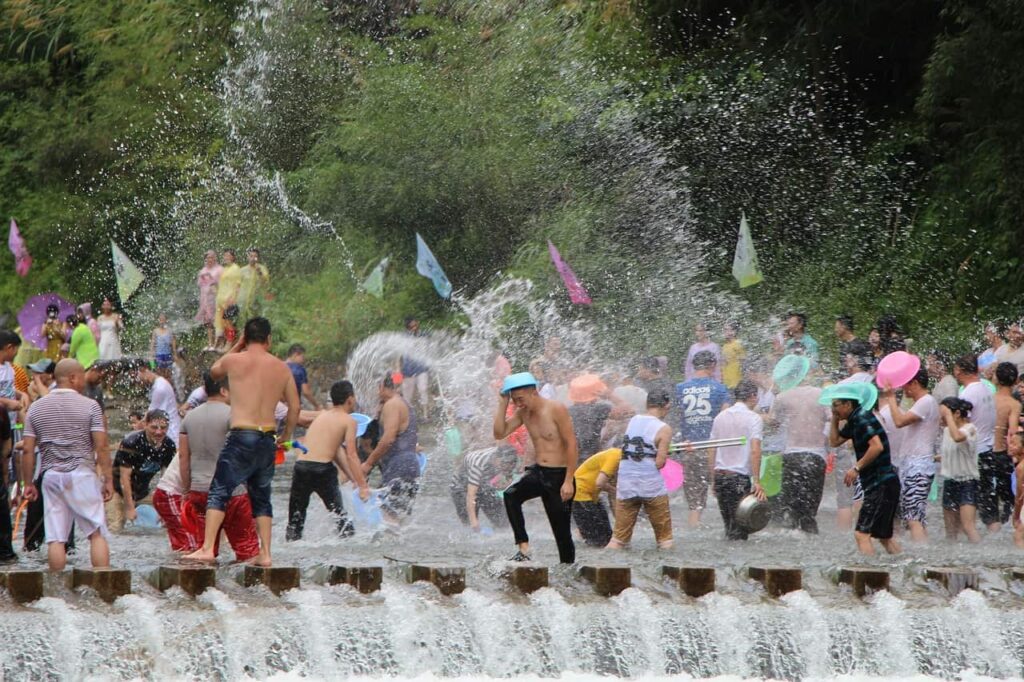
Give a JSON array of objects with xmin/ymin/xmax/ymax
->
[
  {"xmin": 24, "ymin": 388, "xmax": 105, "ymax": 473},
  {"xmin": 464, "ymin": 449, "xmax": 499, "ymax": 488}
]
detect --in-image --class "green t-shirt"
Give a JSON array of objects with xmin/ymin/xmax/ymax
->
[{"xmin": 69, "ymin": 323, "xmax": 98, "ymax": 369}]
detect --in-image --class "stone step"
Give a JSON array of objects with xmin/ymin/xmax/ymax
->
[
  {"xmin": 406, "ymin": 564, "xmax": 465, "ymax": 596},
  {"xmin": 504, "ymin": 563, "xmax": 548, "ymax": 594},
  {"xmin": 747, "ymin": 566, "xmax": 802, "ymax": 597},
  {"xmin": 925, "ymin": 567, "xmax": 978, "ymax": 595},
  {"xmin": 154, "ymin": 565, "xmax": 216, "ymax": 596},
  {"xmin": 838, "ymin": 567, "xmax": 890, "ymax": 597},
  {"xmin": 319, "ymin": 565, "xmax": 383, "ymax": 594},
  {"xmin": 72, "ymin": 568, "xmax": 131, "ymax": 603},
  {"xmin": 241, "ymin": 566, "xmax": 300, "ymax": 595},
  {"xmin": 662, "ymin": 565, "xmax": 716, "ymax": 598},
  {"xmin": 0, "ymin": 570, "xmax": 44, "ymax": 604},
  {"xmin": 580, "ymin": 565, "xmax": 631, "ymax": 596}
]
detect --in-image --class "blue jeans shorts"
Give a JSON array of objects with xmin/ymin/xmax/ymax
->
[{"xmin": 207, "ymin": 429, "xmax": 276, "ymax": 518}]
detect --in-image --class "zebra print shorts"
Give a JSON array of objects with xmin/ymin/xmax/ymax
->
[{"xmin": 898, "ymin": 473, "xmax": 934, "ymax": 523}]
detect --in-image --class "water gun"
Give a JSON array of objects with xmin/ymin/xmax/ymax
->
[{"xmin": 275, "ymin": 440, "xmax": 308, "ymax": 465}]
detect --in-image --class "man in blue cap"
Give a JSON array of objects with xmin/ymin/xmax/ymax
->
[{"xmin": 494, "ymin": 372, "xmax": 578, "ymax": 563}]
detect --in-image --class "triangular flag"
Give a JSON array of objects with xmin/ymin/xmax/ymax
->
[
  {"xmin": 731, "ymin": 212, "xmax": 763, "ymax": 288},
  {"xmin": 111, "ymin": 239, "xmax": 145, "ymax": 302},
  {"xmin": 8, "ymin": 218, "xmax": 32, "ymax": 277},
  {"xmin": 547, "ymin": 240, "xmax": 592, "ymax": 305},
  {"xmin": 362, "ymin": 256, "xmax": 389, "ymax": 298},
  {"xmin": 415, "ymin": 233, "xmax": 452, "ymax": 299}
]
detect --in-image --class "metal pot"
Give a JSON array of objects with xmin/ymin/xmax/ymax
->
[{"xmin": 735, "ymin": 494, "xmax": 771, "ymax": 532}]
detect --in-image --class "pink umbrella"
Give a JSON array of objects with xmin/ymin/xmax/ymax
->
[{"xmin": 17, "ymin": 293, "xmax": 77, "ymax": 350}]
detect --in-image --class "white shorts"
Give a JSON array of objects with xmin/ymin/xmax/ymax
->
[{"xmin": 42, "ymin": 468, "xmax": 110, "ymax": 544}]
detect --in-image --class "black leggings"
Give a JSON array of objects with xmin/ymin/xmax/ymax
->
[
  {"xmin": 286, "ymin": 461, "xmax": 353, "ymax": 541},
  {"xmin": 779, "ymin": 452, "xmax": 826, "ymax": 533},
  {"xmin": 503, "ymin": 465, "xmax": 575, "ymax": 563}
]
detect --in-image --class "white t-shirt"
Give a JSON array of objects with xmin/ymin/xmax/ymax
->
[
  {"xmin": 711, "ymin": 402, "xmax": 764, "ymax": 475},
  {"xmin": 149, "ymin": 376, "xmax": 182, "ymax": 444},
  {"xmin": 899, "ymin": 394, "xmax": 940, "ymax": 477},
  {"xmin": 960, "ymin": 380, "xmax": 995, "ymax": 454},
  {"xmin": 940, "ymin": 423, "xmax": 979, "ymax": 480},
  {"xmin": 877, "ymin": 405, "xmax": 905, "ymax": 468}
]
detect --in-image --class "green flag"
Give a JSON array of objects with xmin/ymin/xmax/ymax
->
[
  {"xmin": 731, "ymin": 212, "xmax": 763, "ymax": 288},
  {"xmin": 362, "ymin": 256, "xmax": 389, "ymax": 298},
  {"xmin": 111, "ymin": 240, "xmax": 145, "ymax": 302}
]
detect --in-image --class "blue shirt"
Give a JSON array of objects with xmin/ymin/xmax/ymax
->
[
  {"xmin": 287, "ymin": 362, "xmax": 307, "ymax": 393},
  {"xmin": 675, "ymin": 377, "xmax": 731, "ymax": 441}
]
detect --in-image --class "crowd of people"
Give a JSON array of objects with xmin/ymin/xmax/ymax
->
[{"xmin": 1, "ymin": 304, "xmax": 1024, "ymax": 571}]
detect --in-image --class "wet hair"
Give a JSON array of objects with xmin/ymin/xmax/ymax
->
[
  {"xmin": 203, "ymin": 370, "xmax": 227, "ymax": 397},
  {"xmin": 65, "ymin": 314, "xmax": 78, "ymax": 327},
  {"xmin": 835, "ymin": 314, "xmax": 854, "ymax": 332},
  {"xmin": 145, "ymin": 409, "xmax": 170, "ymax": 424},
  {"xmin": 331, "ymin": 380, "xmax": 355, "ymax": 406},
  {"xmin": 954, "ymin": 354, "xmax": 979, "ymax": 375},
  {"xmin": 128, "ymin": 409, "xmax": 144, "ymax": 421},
  {"xmin": 692, "ymin": 350, "xmax": 717, "ymax": 369},
  {"xmin": 243, "ymin": 317, "xmax": 271, "ymax": 343},
  {"xmin": 46, "ymin": 303, "xmax": 59, "ymax": 315},
  {"xmin": 223, "ymin": 249, "xmax": 236, "ymax": 259},
  {"xmin": 381, "ymin": 374, "xmax": 396, "ymax": 390},
  {"xmin": 908, "ymin": 368, "xmax": 930, "ymax": 389},
  {"xmin": 787, "ymin": 311, "xmax": 807, "ymax": 330},
  {"xmin": 287, "ymin": 344, "xmax": 305, "ymax": 357},
  {"xmin": 988, "ymin": 319, "xmax": 1009, "ymax": 337},
  {"xmin": 646, "ymin": 388, "xmax": 672, "ymax": 408},
  {"xmin": 996, "ymin": 362, "xmax": 1019, "ymax": 387},
  {"xmin": 846, "ymin": 340, "xmax": 874, "ymax": 371},
  {"xmin": 941, "ymin": 396, "xmax": 972, "ymax": 419},
  {"xmin": 734, "ymin": 379, "xmax": 759, "ymax": 402},
  {"xmin": 835, "ymin": 398, "xmax": 860, "ymax": 410},
  {"xmin": 876, "ymin": 314, "xmax": 902, "ymax": 337},
  {"xmin": 0, "ymin": 329, "xmax": 22, "ymax": 349}
]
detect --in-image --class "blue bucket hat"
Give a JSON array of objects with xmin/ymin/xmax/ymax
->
[{"xmin": 501, "ymin": 372, "xmax": 538, "ymax": 396}]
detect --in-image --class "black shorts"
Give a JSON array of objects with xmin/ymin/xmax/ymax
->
[{"xmin": 855, "ymin": 476, "xmax": 900, "ymax": 539}]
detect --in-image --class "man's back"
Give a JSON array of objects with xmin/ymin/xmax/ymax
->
[
  {"xmin": 181, "ymin": 401, "xmax": 231, "ymax": 493},
  {"xmin": 26, "ymin": 389, "xmax": 103, "ymax": 473},
  {"xmin": 676, "ymin": 376, "xmax": 730, "ymax": 441},
  {"xmin": 223, "ymin": 350, "xmax": 291, "ymax": 427},
  {"xmin": 994, "ymin": 392, "xmax": 1021, "ymax": 452},
  {"xmin": 773, "ymin": 385, "xmax": 825, "ymax": 454}
]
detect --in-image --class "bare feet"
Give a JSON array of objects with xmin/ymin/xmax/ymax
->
[
  {"xmin": 183, "ymin": 549, "xmax": 217, "ymax": 564},
  {"xmin": 246, "ymin": 553, "xmax": 272, "ymax": 568}
]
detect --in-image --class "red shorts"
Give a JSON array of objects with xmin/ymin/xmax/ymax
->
[{"xmin": 153, "ymin": 489, "xmax": 259, "ymax": 560}]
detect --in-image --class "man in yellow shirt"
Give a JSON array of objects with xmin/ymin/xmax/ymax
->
[
  {"xmin": 572, "ymin": 448, "xmax": 621, "ymax": 546},
  {"xmin": 214, "ymin": 250, "xmax": 242, "ymax": 350}
]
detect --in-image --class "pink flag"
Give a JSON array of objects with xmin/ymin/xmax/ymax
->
[
  {"xmin": 8, "ymin": 218, "xmax": 31, "ymax": 277},
  {"xmin": 547, "ymin": 240, "xmax": 591, "ymax": 305}
]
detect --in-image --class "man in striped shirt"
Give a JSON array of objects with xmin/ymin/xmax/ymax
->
[{"xmin": 20, "ymin": 359, "xmax": 113, "ymax": 571}]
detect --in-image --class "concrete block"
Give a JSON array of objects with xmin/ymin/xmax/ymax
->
[
  {"xmin": 156, "ymin": 565, "xmax": 216, "ymax": 596},
  {"xmin": 838, "ymin": 567, "xmax": 890, "ymax": 597},
  {"xmin": 406, "ymin": 564, "xmax": 465, "ymax": 596},
  {"xmin": 580, "ymin": 565, "xmax": 631, "ymax": 596},
  {"xmin": 748, "ymin": 566, "xmax": 802, "ymax": 597},
  {"xmin": 925, "ymin": 567, "xmax": 978, "ymax": 595},
  {"xmin": 662, "ymin": 565, "xmax": 716, "ymax": 598},
  {"xmin": 321, "ymin": 565, "xmax": 383, "ymax": 594},
  {"xmin": 505, "ymin": 563, "xmax": 548, "ymax": 593},
  {"xmin": 242, "ymin": 565, "xmax": 300, "ymax": 595},
  {"xmin": 0, "ymin": 570, "xmax": 44, "ymax": 604},
  {"xmin": 72, "ymin": 568, "xmax": 131, "ymax": 603}
]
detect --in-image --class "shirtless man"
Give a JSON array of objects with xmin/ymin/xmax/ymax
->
[
  {"xmin": 362, "ymin": 375, "xmax": 419, "ymax": 524},
  {"xmin": 286, "ymin": 380, "xmax": 371, "ymax": 540},
  {"xmin": 185, "ymin": 317, "xmax": 299, "ymax": 566},
  {"xmin": 991, "ymin": 362, "xmax": 1021, "ymax": 530},
  {"xmin": 493, "ymin": 372, "xmax": 578, "ymax": 563}
]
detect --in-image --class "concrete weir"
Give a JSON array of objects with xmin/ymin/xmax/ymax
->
[
  {"xmin": 72, "ymin": 568, "xmax": 131, "ymax": 603},
  {"xmin": 748, "ymin": 566, "xmax": 802, "ymax": 597},
  {"xmin": 241, "ymin": 565, "xmax": 300, "ymax": 595},
  {"xmin": 0, "ymin": 570, "xmax": 44, "ymax": 604},
  {"xmin": 406, "ymin": 564, "xmax": 466, "ymax": 596},
  {"xmin": 838, "ymin": 567, "xmax": 890, "ymax": 597},
  {"xmin": 580, "ymin": 565, "xmax": 631, "ymax": 596},
  {"xmin": 319, "ymin": 565, "xmax": 383, "ymax": 594},
  {"xmin": 154, "ymin": 565, "xmax": 216, "ymax": 596},
  {"xmin": 662, "ymin": 565, "xmax": 716, "ymax": 598}
]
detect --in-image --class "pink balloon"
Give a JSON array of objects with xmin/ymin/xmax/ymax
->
[
  {"xmin": 875, "ymin": 351, "xmax": 921, "ymax": 389},
  {"xmin": 661, "ymin": 459, "xmax": 685, "ymax": 492}
]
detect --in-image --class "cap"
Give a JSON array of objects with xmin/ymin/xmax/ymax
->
[{"xmin": 27, "ymin": 359, "xmax": 56, "ymax": 374}]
